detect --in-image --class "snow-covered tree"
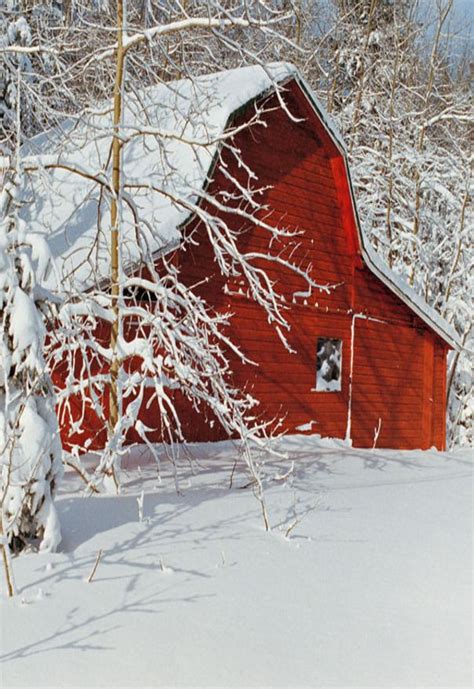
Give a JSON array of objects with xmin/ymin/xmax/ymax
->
[
  {"xmin": 0, "ymin": 165, "xmax": 63, "ymax": 554},
  {"xmin": 1, "ymin": 10, "xmax": 64, "ymax": 556}
]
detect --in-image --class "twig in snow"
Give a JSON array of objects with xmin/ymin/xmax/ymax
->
[
  {"xmin": 272, "ymin": 460, "xmax": 294, "ymax": 483},
  {"xmin": 64, "ymin": 459, "xmax": 101, "ymax": 494},
  {"xmin": 284, "ymin": 517, "xmax": 300, "ymax": 539},
  {"xmin": 86, "ymin": 549, "xmax": 103, "ymax": 583},
  {"xmin": 137, "ymin": 490, "xmax": 145, "ymax": 522},
  {"xmin": 0, "ymin": 529, "xmax": 16, "ymax": 597},
  {"xmin": 160, "ymin": 557, "xmax": 173, "ymax": 574},
  {"xmin": 238, "ymin": 478, "xmax": 257, "ymax": 490},
  {"xmin": 229, "ymin": 458, "xmax": 238, "ymax": 489},
  {"xmin": 372, "ymin": 418, "xmax": 382, "ymax": 450},
  {"xmin": 282, "ymin": 493, "xmax": 324, "ymax": 539}
]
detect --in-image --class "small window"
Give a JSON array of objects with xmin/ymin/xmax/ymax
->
[{"xmin": 316, "ymin": 338, "xmax": 342, "ymax": 392}]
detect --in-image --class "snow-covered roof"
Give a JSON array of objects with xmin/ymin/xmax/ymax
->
[
  {"xmin": 19, "ymin": 62, "xmax": 457, "ymax": 348},
  {"xmin": 20, "ymin": 63, "xmax": 295, "ymax": 292}
]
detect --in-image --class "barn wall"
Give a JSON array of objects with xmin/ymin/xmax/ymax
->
[
  {"xmin": 230, "ymin": 304, "xmax": 351, "ymax": 440},
  {"xmin": 354, "ymin": 266, "xmax": 414, "ymax": 325},
  {"xmin": 176, "ymin": 84, "xmax": 449, "ymax": 450},
  {"xmin": 177, "ymin": 86, "xmax": 355, "ymax": 442},
  {"xmin": 351, "ymin": 270, "xmax": 449, "ymax": 449},
  {"xmin": 349, "ymin": 318, "xmax": 426, "ymax": 448},
  {"xmin": 181, "ymin": 85, "xmax": 355, "ymax": 310}
]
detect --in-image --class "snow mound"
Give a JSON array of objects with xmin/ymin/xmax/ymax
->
[{"xmin": 1, "ymin": 438, "xmax": 472, "ymax": 687}]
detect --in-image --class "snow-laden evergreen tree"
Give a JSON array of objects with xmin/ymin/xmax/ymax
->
[{"xmin": 0, "ymin": 169, "xmax": 63, "ymax": 553}]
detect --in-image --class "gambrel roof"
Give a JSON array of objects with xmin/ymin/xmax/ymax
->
[{"xmin": 19, "ymin": 63, "xmax": 458, "ymax": 348}]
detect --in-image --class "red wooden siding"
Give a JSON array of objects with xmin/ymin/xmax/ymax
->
[
  {"xmin": 350, "ymin": 319, "xmax": 425, "ymax": 448},
  {"xmin": 176, "ymin": 83, "xmax": 448, "ymax": 450},
  {"xmin": 354, "ymin": 266, "xmax": 413, "ymax": 325},
  {"xmin": 230, "ymin": 306, "xmax": 351, "ymax": 441},
  {"xmin": 432, "ymin": 344, "xmax": 448, "ymax": 448}
]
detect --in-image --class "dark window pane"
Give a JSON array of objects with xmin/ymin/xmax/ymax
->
[{"xmin": 316, "ymin": 338, "xmax": 342, "ymax": 391}]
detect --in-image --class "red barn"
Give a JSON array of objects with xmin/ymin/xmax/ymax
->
[{"xmin": 31, "ymin": 64, "xmax": 457, "ymax": 451}]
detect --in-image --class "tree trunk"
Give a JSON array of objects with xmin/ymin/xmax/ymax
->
[{"xmin": 107, "ymin": 0, "xmax": 126, "ymax": 492}]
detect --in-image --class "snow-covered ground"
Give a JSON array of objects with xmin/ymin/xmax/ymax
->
[{"xmin": 1, "ymin": 436, "xmax": 472, "ymax": 688}]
